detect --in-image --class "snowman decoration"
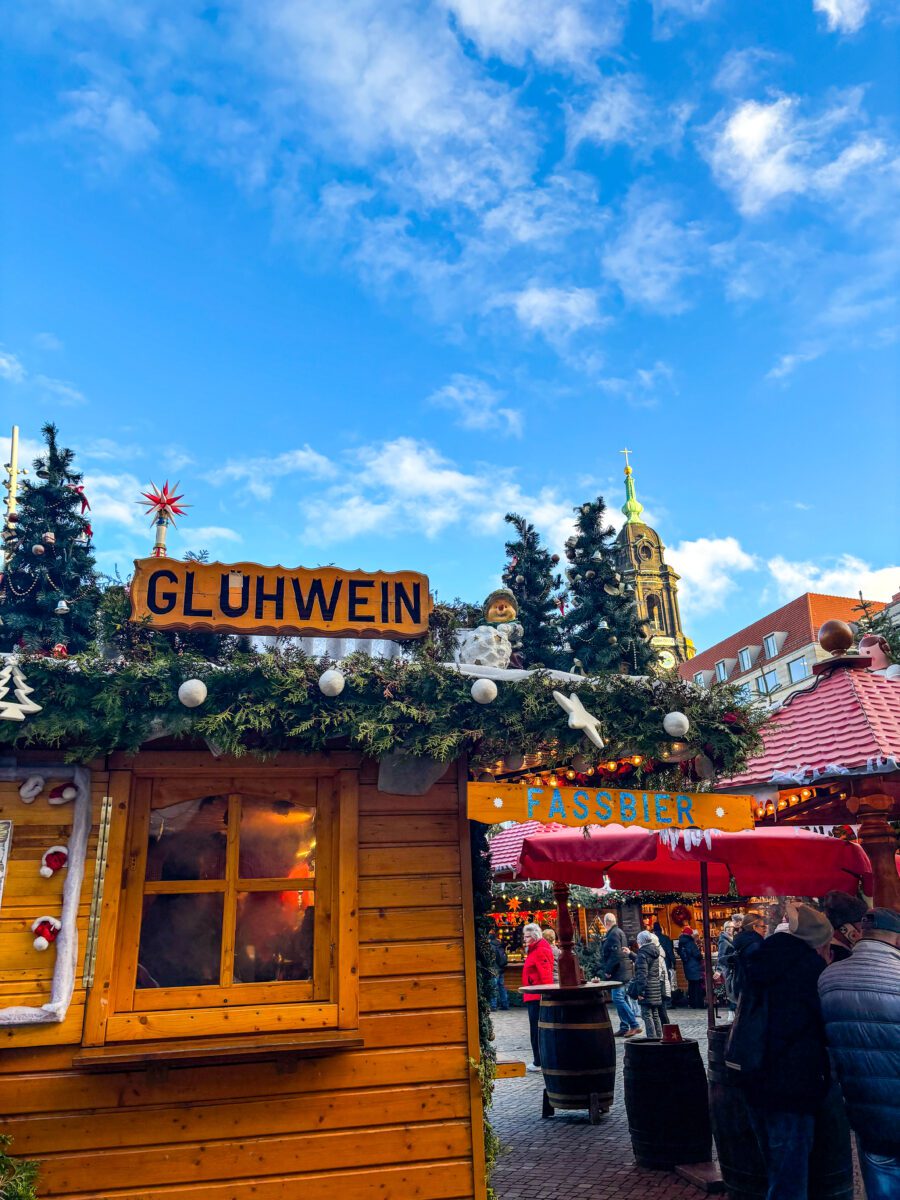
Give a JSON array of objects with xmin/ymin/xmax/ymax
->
[{"xmin": 454, "ymin": 588, "xmax": 524, "ymax": 670}]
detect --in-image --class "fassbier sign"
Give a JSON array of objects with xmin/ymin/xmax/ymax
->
[
  {"xmin": 467, "ymin": 782, "xmax": 754, "ymax": 831},
  {"xmin": 130, "ymin": 558, "xmax": 433, "ymax": 639}
]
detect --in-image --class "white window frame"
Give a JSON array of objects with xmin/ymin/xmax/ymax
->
[
  {"xmin": 738, "ymin": 647, "xmax": 752, "ymax": 672},
  {"xmin": 758, "ymin": 669, "xmax": 779, "ymax": 695},
  {"xmin": 693, "ymin": 672, "xmax": 706, "ymax": 687},
  {"xmin": 787, "ymin": 657, "xmax": 809, "ymax": 684},
  {"xmin": 763, "ymin": 634, "xmax": 779, "ymax": 659},
  {"xmin": 715, "ymin": 660, "xmax": 729, "ymax": 682}
]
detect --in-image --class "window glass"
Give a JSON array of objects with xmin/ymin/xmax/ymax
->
[
  {"xmin": 233, "ymin": 892, "xmax": 315, "ymax": 983},
  {"xmin": 738, "ymin": 648, "xmax": 752, "ymax": 671},
  {"xmin": 758, "ymin": 670, "xmax": 778, "ymax": 694},
  {"xmin": 146, "ymin": 795, "xmax": 228, "ymax": 881},
  {"xmin": 788, "ymin": 657, "xmax": 809, "ymax": 683},
  {"xmin": 693, "ymin": 672, "xmax": 705, "ymax": 687},
  {"xmin": 239, "ymin": 796, "xmax": 315, "ymax": 879},
  {"xmin": 138, "ymin": 893, "xmax": 224, "ymax": 988},
  {"xmin": 715, "ymin": 660, "xmax": 728, "ymax": 682},
  {"xmin": 763, "ymin": 635, "xmax": 778, "ymax": 658}
]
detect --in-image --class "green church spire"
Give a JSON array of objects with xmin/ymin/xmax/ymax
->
[{"xmin": 620, "ymin": 448, "xmax": 644, "ymax": 524}]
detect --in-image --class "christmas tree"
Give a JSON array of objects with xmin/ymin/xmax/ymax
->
[
  {"xmin": 560, "ymin": 496, "xmax": 656, "ymax": 675},
  {"xmin": 501, "ymin": 512, "xmax": 564, "ymax": 668},
  {"xmin": 1, "ymin": 424, "xmax": 99, "ymax": 653}
]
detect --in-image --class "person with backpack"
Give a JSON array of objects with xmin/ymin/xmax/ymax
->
[
  {"xmin": 728, "ymin": 902, "xmax": 846, "ymax": 1200},
  {"xmin": 488, "ymin": 930, "xmax": 509, "ymax": 1011},
  {"xmin": 677, "ymin": 926, "xmax": 704, "ymax": 1008}
]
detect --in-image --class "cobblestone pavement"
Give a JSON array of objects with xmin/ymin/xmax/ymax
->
[{"xmin": 489, "ymin": 1006, "xmax": 864, "ymax": 1200}]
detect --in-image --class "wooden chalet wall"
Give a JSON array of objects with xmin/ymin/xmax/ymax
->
[{"xmin": 0, "ymin": 753, "xmax": 487, "ymax": 1200}]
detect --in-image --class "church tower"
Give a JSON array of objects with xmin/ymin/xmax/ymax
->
[{"xmin": 614, "ymin": 452, "xmax": 694, "ymax": 668}]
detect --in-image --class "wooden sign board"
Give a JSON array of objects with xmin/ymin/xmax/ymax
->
[
  {"xmin": 468, "ymin": 782, "xmax": 754, "ymax": 832},
  {"xmin": 130, "ymin": 559, "xmax": 433, "ymax": 639}
]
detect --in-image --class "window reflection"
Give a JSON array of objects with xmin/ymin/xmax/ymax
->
[
  {"xmin": 137, "ymin": 893, "xmax": 224, "ymax": 988},
  {"xmin": 239, "ymin": 796, "xmax": 315, "ymax": 880},
  {"xmin": 146, "ymin": 795, "xmax": 227, "ymax": 881},
  {"xmin": 233, "ymin": 892, "xmax": 314, "ymax": 983}
]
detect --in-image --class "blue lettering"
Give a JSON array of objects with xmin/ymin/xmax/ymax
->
[
  {"xmin": 641, "ymin": 792, "xmax": 650, "ymax": 822},
  {"xmin": 572, "ymin": 791, "xmax": 589, "ymax": 820},
  {"xmin": 676, "ymin": 794, "xmax": 695, "ymax": 825},
  {"xmin": 654, "ymin": 794, "xmax": 672, "ymax": 824},
  {"xmin": 548, "ymin": 788, "xmax": 567, "ymax": 819},
  {"xmin": 594, "ymin": 791, "xmax": 613, "ymax": 821},
  {"xmin": 527, "ymin": 788, "xmax": 544, "ymax": 818},
  {"xmin": 619, "ymin": 792, "xmax": 636, "ymax": 822}
]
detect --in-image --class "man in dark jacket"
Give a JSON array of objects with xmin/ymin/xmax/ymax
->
[
  {"xmin": 488, "ymin": 930, "xmax": 509, "ymax": 1011},
  {"xmin": 652, "ymin": 921, "xmax": 675, "ymax": 971},
  {"xmin": 819, "ymin": 907, "xmax": 900, "ymax": 1200},
  {"xmin": 677, "ymin": 927, "xmax": 704, "ymax": 1008},
  {"xmin": 740, "ymin": 903, "xmax": 840, "ymax": 1200},
  {"xmin": 602, "ymin": 913, "xmax": 641, "ymax": 1037},
  {"xmin": 731, "ymin": 910, "xmax": 765, "ymax": 1000}
]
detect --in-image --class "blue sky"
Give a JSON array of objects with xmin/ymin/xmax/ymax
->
[{"xmin": 2, "ymin": 0, "xmax": 898, "ymax": 650}]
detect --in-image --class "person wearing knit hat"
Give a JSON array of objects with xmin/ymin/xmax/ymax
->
[
  {"xmin": 823, "ymin": 889, "xmax": 869, "ymax": 964},
  {"xmin": 819, "ymin": 905, "xmax": 900, "ymax": 1200},
  {"xmin": 736, "ymin": 903, "xmax": 850, "ymax": 1199}
]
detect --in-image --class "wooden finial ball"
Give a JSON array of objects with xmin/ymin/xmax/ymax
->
[{"xmin": 818, "ymin": 619, "xmax": 854, "ymax": 655}]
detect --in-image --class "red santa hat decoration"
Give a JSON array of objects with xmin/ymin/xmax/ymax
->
[
  {"xmin": 48, "ymin": 784, "xmax": 78, "ymax": 806},
  {"xmin": 32, "ymin": 916, "xmax": 62, "ymax": 951},
  {"xmin": 40, "ymin": 845, "xmax": 69, "ymax": 878}
]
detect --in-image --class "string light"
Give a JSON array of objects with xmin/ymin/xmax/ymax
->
[
  {"xmin": 630, "ymin": 755, "xmax": 643, "ymax": 767},
  {"xmin": 799, "ymin": 788, "xmax": 812, "ymax": 800},
  {"xmin": 605, "ymin": 760, "xmax": 618, "ymax": 772},
  {"xmin": 565, "ymin": 768, "xmax": 576, "ymax": 780}
]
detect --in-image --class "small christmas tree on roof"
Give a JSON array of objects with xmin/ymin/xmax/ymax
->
[
  {"xmin": 560, "ymin": 496, "xmax": 656, "ymax": 675},
  {"xmin": 501, "ymin": 513, "xmax": 565, "ymax": 669},
  {"xmin": 0, "ymin": 423, "xmax": 99, "ymax": 654}
]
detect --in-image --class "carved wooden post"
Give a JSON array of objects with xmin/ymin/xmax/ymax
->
[
  {"xmin": 553, "ymin": 882, "xmax": 584, "ymax": 987},
  {"xmin": 847, "ymin": 793, "xmax": 900, "ymax": 909}
]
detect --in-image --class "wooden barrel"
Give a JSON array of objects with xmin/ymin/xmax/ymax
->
[
  {"xmin": 537, "ymin": 987, "xmax": 615, "ymax": 1117},
  {"xmin": 623, "ymin": 1039, "xmax": 712, "ymax": 1168},
  {"xmin": 708, "ymin": 1026, "xmax": 765, "ymax": 1200}
]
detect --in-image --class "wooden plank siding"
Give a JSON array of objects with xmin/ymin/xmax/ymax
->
[{"xmin": 0, "ymin": 755, "xmax": 487, "ymax": 1200}]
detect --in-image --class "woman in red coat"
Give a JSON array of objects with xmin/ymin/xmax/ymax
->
[{"xmin": 522, "ymin": 922, "xmax": 554, "ymax": 1072}]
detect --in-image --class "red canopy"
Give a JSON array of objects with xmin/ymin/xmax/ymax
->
[{"xmin": 516, "ymin": 825, "xmax": 873, "ymax": 898}]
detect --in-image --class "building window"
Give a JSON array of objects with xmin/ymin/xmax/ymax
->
[
  {"xmin": 736, "ymin": 683, "xmax": 752, "ymax": 702},
  {"xmin": 715, "ymin": 659, "xmax": 729, "ymax": 682},
  {"xmin": 788, "ymin": 657, "xmax": 809, "ymax": 683},
  {"xmin": 757, "ymin": 669, "xmax": 779, "ymax": 695},
  {"xmin": 738, "ymin": 647, "xmax": 752, "ymax": 672},
  {"xmin": 87, "ymin": 769, "xmax": 357, "ymax": 1046},
  {"xmin": 693, "ymin": 672, "xmax": 706, "ymax": 687},
  {"xmin": 763, "ymin": 634, "xmax": 779, "ymax": 658},
  {"xmin": 647, "ymin": 594, "xmax": 663, "ymax": 630}
]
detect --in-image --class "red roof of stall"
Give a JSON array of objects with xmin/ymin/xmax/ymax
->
[{"xmin": 721, "ymin": 668, "xmax": 900, "ymax": 788}]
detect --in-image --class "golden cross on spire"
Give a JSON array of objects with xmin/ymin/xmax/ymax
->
[{"xmin": 619, "ymin": 447, "xmax": 632, "ymax": 472}]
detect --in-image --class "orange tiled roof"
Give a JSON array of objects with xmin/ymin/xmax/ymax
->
[
  {"xmin": 720, "ymin": 668, "xmax": 900, "ymax": 787},
  {"xmin": 678, "ymin": 593, "xmax": 885, "ymax": 681}
]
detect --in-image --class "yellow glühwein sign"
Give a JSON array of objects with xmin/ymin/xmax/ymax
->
[
  {"xmin": 468, "ymin": 782, "xmax": 753, "ymax": 831},
  {"xmin": 130, "ymin": 559, "xmax": 433, "ymax": 638}
]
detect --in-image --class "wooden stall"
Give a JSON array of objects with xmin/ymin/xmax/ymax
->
[{"xmin": 0, "ymin": 748, "xmax": 487, "ymax": 1200}]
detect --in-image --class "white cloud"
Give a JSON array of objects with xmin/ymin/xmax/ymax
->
[
  {"xmin": 651, "ymin": 0, "xmax": 720, "ymax": 37},
  {"xmin": 500, "ymin": 285, "xmax": 604, "ymax": 340},
  {"xmin": 162, "ymin": 445, "xmax": 195, "ymax": 472},
  {"xmin": 667, "ymin": 536, "xmax": 759, "ymax": 615},
  {"xmin": 766, "ymin": 554, "xmax": 898, "ymax": 604},
  {"xmin": 0, "ymin": 350, "xmax": 26, "ymax": 384},
  {"xmin": 82, "ymin": 471, "xmax": 145, "ymax": 530},
  {"xmin": 33, "ymin": 332, "xmax": 63, "ymax": 352},
  {"xmin": 183, "ymin": 526, "xmax": 243, "ymax": 546},
  {"xmin": 80, "ymin": 437, "xmax": 143, "ymax": 461},
  {"xmin": 598, "ymin": 361, "xmax": 675, "ymax": 406},
  {"xmin": 766, "ymin": 347, "xmax": 823, "ymax": 380},
  {"xmin": 705, "ymin": 92, "xmax": 889, "ymax": 217},
  {"xmin": 602, "ymin": 194, "xmax": 704, "ymax": 313},
  {"xmin": 428, "ymin": 374, "xmax": 523, "ymax": 437},
  {"xmin": 713, "ymin": 48, "xmax": 784, "ymax": 95},
  {"xmin": 61, "ymin": 84, "xmax": 159, "ymax": 157},
  {"xmin": 34, "ymin": 375, "xmax": 86, "ymax": 405},
  {"xmin": 445, "ymin": 0, "xmax": 623, "ymax": 70},
  {"xmin": 567, "ymin": 76, "xmax": 648, "ymax": 151},
  {"xmin": 208, "ymin": 446, "xmax": 337, "ymax": 501},
  {"xmin": 813, "ymin": 0, "xmax": 870, "ymax": 34}
]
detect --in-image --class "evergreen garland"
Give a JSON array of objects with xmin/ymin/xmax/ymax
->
[
  {"xmin": 560, "ymin": 497, "xmax": 656, "ymax": 675},
  {"xmin": 501, "ymin": 513, "xmax": 564, "ymax": 669},
  {"xmin": 0, "ymin": 647, "xmax": 767, "ymax": 775},
  {"xmin": 1, "ymin": 423, "xmax": 99, "ymax": 654},
  {"xmin": 0, "ymin": 1136, "xmax": 39, "ymax": 1200}
]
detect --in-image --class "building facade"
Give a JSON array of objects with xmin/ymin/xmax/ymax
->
[
  {"xmin": 614, "ymin": 459, "xmax": 694, "ymax": 668},
  {"xmin": 678, "ymin": 592, "xmax": 886, "ymax": 707}
]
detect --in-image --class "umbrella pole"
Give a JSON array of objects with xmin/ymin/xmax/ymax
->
[
  {"xmin": 700, "ymin": 862, "xmax": 716, "ymax": 1031},
  {"xmin": 553, "ymin": 883, "xmax": 583, "ymax": 987}
]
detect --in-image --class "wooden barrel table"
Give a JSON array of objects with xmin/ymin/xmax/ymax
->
[
  {"xmin": 624, "ymin": 1038, "xmax": 712, "ymax": 1168},
  {"xmin": 529, "ymin": 982, "xmax": 619, "ymax": 1124}
]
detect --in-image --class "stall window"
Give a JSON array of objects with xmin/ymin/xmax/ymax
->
[{"xmin": 86, "ymin": 770, "xmax": 357, "ymax": 1046}]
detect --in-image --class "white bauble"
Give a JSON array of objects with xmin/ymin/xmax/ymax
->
[
  {"xmin": 178, "ymin": 679, "xmax": 208, "ymax": 708},
  {"xmin": 318, "ymin": 668, "xmax": 346, "ymax": 698},
  {"xmin": 471, "ymin": 678, "xmax": 498, "ymax": 705},
  {"xmin": 663, "ymin": 711, "xmax": 690, "ymax": 738}
]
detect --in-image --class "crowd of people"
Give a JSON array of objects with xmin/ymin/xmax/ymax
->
[{"xmin": 487, "ymin": 894, "xmax": 899, "ymax": 1200}]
